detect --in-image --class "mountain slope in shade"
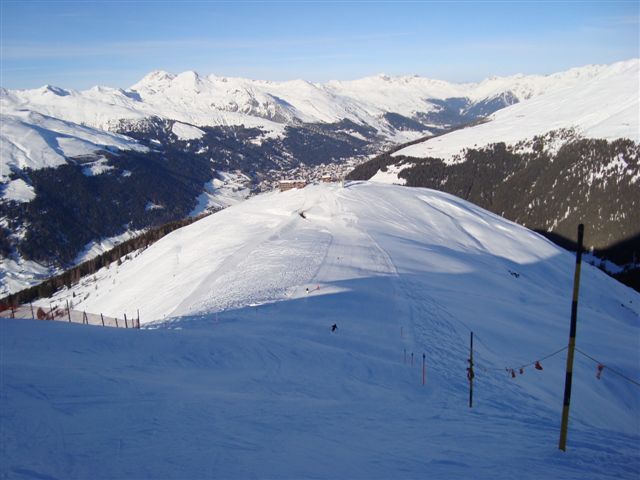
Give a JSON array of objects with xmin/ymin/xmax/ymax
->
[{"xmin": 3, "ymin": 182, "xmax": 638, "ymax": 479}]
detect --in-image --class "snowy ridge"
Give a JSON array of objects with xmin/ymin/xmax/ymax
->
[
  {"xmin": 4, "ymin": 182, "xmax": 638, "ymax": 478},
  {"xmin": 0, "ymin": 109, "xmax": 147, "ymax": 179},
  {"xmin": 395, "ymin": 59, "xmax": 639, "ymax": 161}
]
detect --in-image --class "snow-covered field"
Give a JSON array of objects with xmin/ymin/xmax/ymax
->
[{"xmin": 2, "ymin": 183, "xmax": 639, "ymax": 479}]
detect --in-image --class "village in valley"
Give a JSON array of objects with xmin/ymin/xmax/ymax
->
[{"xmin": 261, "ymin": 156, "xmax": 368, "ymax": 192}]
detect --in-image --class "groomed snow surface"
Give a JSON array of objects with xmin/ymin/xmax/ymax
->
[{"xmin": 2, "ymin": 183, "xmax": 639, "ymax": 479}]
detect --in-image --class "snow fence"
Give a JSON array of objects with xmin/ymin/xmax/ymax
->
[{"xmin": 0, "ymin": 305, "xmax": 139, "ymax": 329}]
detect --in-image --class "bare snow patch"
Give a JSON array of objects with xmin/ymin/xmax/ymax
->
[
  {"xmin": 171, "ymin": 122, "xmax": 205, "ymax": 141},
  {"xmin": 145, "ymin": 202, "xmax": 165, "ymax": 211},
  {"xmin": 82, "ymin": 157, "xmax": 114, "ymax": 176},
  {"xmin": 370, "ymin": 164, "xmax": 407, "ymax": 185},
  {"xmin": 2, "ymin": 178, "xmax": 36, "ymax": 203},
  {"xmin": 0, "ymin": 257, "xmax": 55, "ymax": 297},
  {"xmin": 74, "ymin": 229, "xmax": 146, "ymax": 264},
  {"xmin": 190, "ymin": 171, "xmax": 252, "ymax": 216}
]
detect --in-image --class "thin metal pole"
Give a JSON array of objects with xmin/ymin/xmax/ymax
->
[
  {"xmin": 469, "ymin": 331, "xmax": 474, "ymax": 408},
  {"xmin": 559, "ymin": 224, "xmax": 584, "ymax": 451}
]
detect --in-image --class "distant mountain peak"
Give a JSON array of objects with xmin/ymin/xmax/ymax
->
[
  {"xmin": 38, "ymin": 85, "xmax": 71, "ymax": 97},
  {"xmin": 132, "ymin": 70, "xmax": 176, "ymax": 89}
]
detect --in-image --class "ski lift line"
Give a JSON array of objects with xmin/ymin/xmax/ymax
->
[
  {"xmin": 575, "ymin": 348, "xmax": 640, "ymax": 388},
  {"xmin": 472, "ymin": 346, "xmax": 568, "ymax": 372}
]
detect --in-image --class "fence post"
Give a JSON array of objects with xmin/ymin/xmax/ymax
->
[
  {"xmin": 124, "ymin": 314, "xmax": 128, "ymax": 329},
  {"xmin": 66, "ymin": 300, "xmax": 72, "ymax": 322},
  {"xmin": 137, "ymin": 309, "xmax": 140, "ymax": 329},
  {"xmin": 559, "ymin": 224, "xmax": 585, "ymax": 452},
  {"xmin": 30, "ymin": 302, "xmax": 35, "ymax": 319},
  {"xmin": 115, "ymin": 317, "xmax": 119, "ymax": 328},
  {"xmin": 83, "ymin": 311, "xmax": 88, "ymax": 325},
  {"xmin": 101, "ymin": 313, "xmax": 105, "ymax": 327}
]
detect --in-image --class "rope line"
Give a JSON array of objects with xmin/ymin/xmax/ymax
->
[
  {"xmin": 575, "ymin": 348, "xmax": 640, "ymax": 388},
  {"xmin": 476, "ymin": 345, "xmax": 568, "ymax": 372}
]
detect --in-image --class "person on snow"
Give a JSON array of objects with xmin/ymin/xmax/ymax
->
[{"xmin": 331, "ymin": 323, "xmax": 338, "ymax": 333}]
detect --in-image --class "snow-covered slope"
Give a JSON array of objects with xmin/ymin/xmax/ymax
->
[
  {"xmin": 4, "ymin": 182, "xmax": 638, "ymax": 478},
  {"xmin": 395, "ymin": 59, "xmax": 639, "ymax": 161},
  {"xmin": 3, "ymin": 182, "xmax": 639, "ymax": 478},
  {"xmin": 0, "ymin": 109, "xmax": 146, "ymax": 179}
]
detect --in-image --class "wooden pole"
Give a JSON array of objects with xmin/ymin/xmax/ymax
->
[
  {"xmin": 469, "ymin": 331, "xmax": 474, "ymax": 408},
  {"xmin": 559, "ymin": 224, "xmax": 585, "ymax": 452},
  {"xmin": 137, "ymin": 309, "xmax": 140, "ymax": 329},
  {"xmin": 100, "ymin": 313, "xmax": 105, "ymax": 327},
  {"xmin": 124, "ymin": 314, "xmax": 128, "ymax": 329}
]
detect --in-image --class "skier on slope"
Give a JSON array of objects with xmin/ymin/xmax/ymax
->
[{"xmin": 331, "ymin": 323, "xmax": 338, "ymax": 333}]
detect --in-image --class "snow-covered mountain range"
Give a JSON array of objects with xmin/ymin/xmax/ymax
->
[
  {"xmin": 3, "ymin": 182, "xmax": 639, "ymax": 478},
  {"xmin": 1, "ymin": 59, "xmax": 638, "ymax": 296},
  {"xmin": 2, "ymin": 59, "xmax": 637, "ymax": 178},
  {"xmin": 393, "ymin": 59, "xmax": 639, "ymax": 161}
]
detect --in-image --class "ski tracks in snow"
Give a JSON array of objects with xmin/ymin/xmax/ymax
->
[{"xmin": 171, "ymin": 209, "xmax": 331, "ymax": 316}]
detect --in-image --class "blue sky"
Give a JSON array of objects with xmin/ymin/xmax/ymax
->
[{"xmin": 1, "ymin": 1, "xmax": 638, "ymax": 89}]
